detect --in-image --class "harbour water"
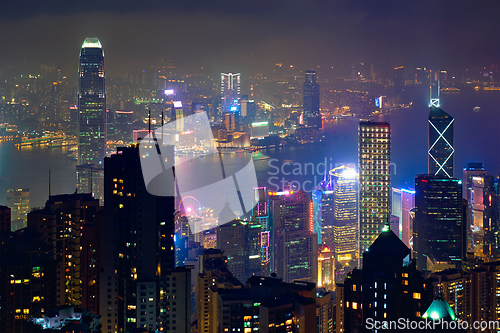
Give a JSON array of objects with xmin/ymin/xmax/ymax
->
[{"xmin": 0, "ymin": 87, "xmax": 498, "ymax": 208}]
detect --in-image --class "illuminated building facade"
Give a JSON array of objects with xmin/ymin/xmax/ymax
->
[
  {"xmin": 27, "ymin": 193, "xmax": 100, "ymax": 308},
  {"xmin": 331, "ymin": 165, "xmax": 357, "ymax": 263},
  {"xmin": 252, "ymin": 187, "xmax": 271, "ymax": 276},
  {"xmin": 303, "ymin": 70, "xmax": 321, "ymax": 127},
  {"xmin": 216, "ymin": 276, "xmax": 319, "ymax": 333},
  {"xmin": 6, "ymin": 188, "xmax": 30, "ymax": 231},
  {"xmin": 358, "ymin": 122, "xmax": 391, "ymax": 264},
  {"xmin": 269, "ymin": 190, "xmax": 318, "ymax": 283},
  {"xmin": 217, "ymin": 220, "xmax": 247, "ymax": 284},
  {"xmin": 392, "ymin": 187, "xmax": 415, "ymax": 247},
  {"xmin": 401, "ymin": 188, "xmax": 415, "ymax": 248},
  {"xmin": 391, "ymin": 188, "xmax": 402, "ymax": 236},
  {"xmin": 428, "ymin": 105, "xmax": 454, "ymax": 178},
  {"xmin": 469, "ymin": 174, "xmax": 498, "ymax": 259},
  {"xmin": 414, "ymin": 175, "xmax": 464, "ymax": 271},
  {"xmin": 196, "ymin": 249, "xmax": 243, "ymax": 333},
  {"xmin": 432, "ymin": 261, "xmax": 500, "ymax": 329},
  {"xmin": 77, "ymin": 38, "xmax": 106, "ymax": 203},
  {"xmin": 221, "ymin": 73, "xmax": 241, "ymax": 114},
  {"xmin": 318, "ymin": 246, "xmax": 335, "ymax": 291}
]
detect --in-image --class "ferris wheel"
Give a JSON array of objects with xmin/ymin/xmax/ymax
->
[{"xmin": 179, "ymin": 196, "xmax": 202, "ymax": 218}]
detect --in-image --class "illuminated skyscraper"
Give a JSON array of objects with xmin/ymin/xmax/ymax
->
[
  {"xmin": 401, "ymin": 188, "xmax": 415, "ymax": 248},
  {"xmin": 6, "ymin": 188, "xmax": 30, "ymax": 231},
  {"xmin": 77, "ymin": 38, "xmax": 106, "ymax": 203},
  {"xmin": 303, "ymin": 70, "xmax": 321, "ymax": 127},
  {"xmin": 269, "ymin": 190, "xmax": 318, "ymax": 283},
  {"xmin": 414, "ymin": 175, "xmax": 464, "ymax": 271},
  {"xmin": 358, "ymin": 122, "xmax": 391, "ymax": 264},
  {"xmin": 221, "ymin": 73, "xmax": 241, "ymax": 114},
  {"xmin": 428, "ymin": 105, "xmax": 454, "ymax": 178},
  {"xmin": 330, "ymin": 165, "xmax": 357, "ymax": 263}
]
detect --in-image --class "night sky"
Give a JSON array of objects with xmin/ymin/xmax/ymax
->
[{"xmin": 1, "ymin": 0, "xmax": 499, "ymax": 73}]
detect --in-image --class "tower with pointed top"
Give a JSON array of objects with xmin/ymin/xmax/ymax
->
[
  {"xmin": 428, "ymin": 105, "xmax": 454, "ymax": 178},
  {"xmin": 77, "ymin": 38, "xmax": 106, "ymax": 203}
]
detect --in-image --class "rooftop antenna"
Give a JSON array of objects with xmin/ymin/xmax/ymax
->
[
  {"xmin": 161, "ymin": 109, "xmax": 164, "ymax": 146},
  {"xmin": 148, "ymin": 108, "xmax": 151, "ymax": 137},
  {"xmin": 429, "ymin": 69, "xmax": 440, "ymax": 108}
]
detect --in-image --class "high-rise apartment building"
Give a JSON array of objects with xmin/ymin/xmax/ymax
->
[
  {"xmin": 432, "ymin": 261, "xmax": 500, "ymax": 331},
  {"xmin": 303, "ymin": 70, "xmax": 321, "ymax": 127},
  {"xmin": 27, "ymin": 193, "xmax": 100, "ymax": 307},
  {"xmin": 196, "ymin": 249, "xmax": 243, "ymax": 333},
  {"xmin": 101, "ymin": 146, "xmax": 175, "ymax": 333},
  {"xmin": 358, "ymin": 122, "xmax": 391, "ymax": 263},
  {"xmin": 270, "ymin": 191, "xmax": 318, "ymax": 283},
  {"xmin": 414, "ymin": 175, "xmax": 464, "ymax": 271},
  {"xmin": 77, "ymin": 37, "xmax": 106, "ymax": 203},
  {"xmin": 6, "ymin": 188, "xmax": 30, "ymax": 231},
  {"xmin": 221, "ymin": 73, "xmax": 240, "ymax": 114},
  {"xmin": 428, "ymin": 105, "xmax": 454, "ymax": 178}
]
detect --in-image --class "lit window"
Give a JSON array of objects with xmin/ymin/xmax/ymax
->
[
  {"xmin": 352, "ymin": 302, "xmax": 358, "ymax": 310},
  {"xmin": 413, "ymin": 292, "xmax": 421, "ymax": 299}
]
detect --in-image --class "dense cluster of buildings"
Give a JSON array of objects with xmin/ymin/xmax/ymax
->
[{"xmin": 0, "ymin": 37, "xmax": 500, "ymax": 333}]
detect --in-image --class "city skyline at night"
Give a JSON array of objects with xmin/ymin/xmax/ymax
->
[{"xmin": 0, "ymin": 1, "xmax": 499, "ymax": 332}]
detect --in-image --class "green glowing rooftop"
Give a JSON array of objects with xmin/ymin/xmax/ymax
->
[
  {"xmin": 82, "ymin": 38, "xmax": 102, "ymax": 49},
  {"xmin": 422, "ymin": 297, "xmax": 457, "ymax": 321}
]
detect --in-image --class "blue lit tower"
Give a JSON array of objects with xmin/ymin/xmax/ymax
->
[
  {"xmin": 331, "ymin": 165, "xmax": 357, "ymax": 263},
  {"xmin": 428, "ymin": 101, "xmax": 454, "ymax": 178},
  {"xmin": 303, "ymin": 70, "xmax": 321, "ymax": 127},
  {"xmin": 77, "ymin": 38, "xmax": 106, "ymax": 203}
]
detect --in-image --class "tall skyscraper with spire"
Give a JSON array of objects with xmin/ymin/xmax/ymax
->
[
  {"xmin": 428, "ymin": 104, "xmax": 454, "ymax": 178},
  {"xmin": 77, "ymin": 38, "xmax": 106, "ymax": 203}
]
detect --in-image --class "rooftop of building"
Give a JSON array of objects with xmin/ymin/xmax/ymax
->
[
  {"xmin": 82, "ymin": 37, "xmax": 102, "ymax": 49},
  {"xmin": 365, "ymin": 228, "xmax": 410, "ymax": 259},
  {"xmin": 422, "ymin": 295, "xmax": 457, "ymax": 321}
]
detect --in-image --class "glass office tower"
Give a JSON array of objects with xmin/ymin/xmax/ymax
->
[
  {"xmin": 414, "ymin": 175, "xmax": 464, "ymax": 271},
  {"xmin": 77, "ymin": 38, "xmax": 106, "ymax": 203}
]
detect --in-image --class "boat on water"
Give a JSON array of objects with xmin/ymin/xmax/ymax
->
[{"xmin": 440, "ymin": 87, "xmax": 460, "ymax": 93}]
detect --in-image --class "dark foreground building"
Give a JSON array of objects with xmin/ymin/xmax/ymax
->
[{"xmin": 336, "ymin": 225, "xmax": 434, "ymax": 333}]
